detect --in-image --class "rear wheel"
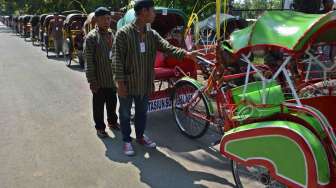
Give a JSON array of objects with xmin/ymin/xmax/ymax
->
[
  {"xmin": 78, "ymin": 51, "xmax": 84, "ymax": 68},
  {"xmin": 46, "ymin": 43, "xmax": 49, "ymax": 57},
  {"xmin": 231, "ymin": 160, "xmax": 287, "ymax": 188},
  {"xmin": 65, "ymin": 53, "xmax": 72, "ymax": 67},
  {"xmin": 172, "ymin": 80, "xmax": 210, "ymax": 138},
  {"xmin": 44, "ymin": 35, "xmax": 49, "ymax": 57},
  {"xmin": 41, "ymin": 42, "xmax": 44, "ymax": 51},
  {"xmin": 64, "ymin": 40, "xmax": 72, "ymax": 67}
]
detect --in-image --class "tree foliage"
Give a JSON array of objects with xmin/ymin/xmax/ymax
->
[{"xmin": 0, "ymin": 0, "xmax": 317, "ymax": 18}]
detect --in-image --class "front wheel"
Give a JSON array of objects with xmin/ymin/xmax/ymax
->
[
  {"xmin": 65, "ymin": 53, "xmax": 72, "ymax": 67},
  {"xmin": 44, "ymin": 35, "xmax": 49, "ymax": 57},
  {"xmin": 78, "ymin": 51, "xmax": 84, "ymax": 68},
  {"xmin": 64, "ymin": 39, "xmax": 72, "ymax": 67},
  {"xmin": 231, "ymin": 160, "xmax": 287, "ymax": 188},
  {"xmin": 46, "ymin": 45, "xmax": 49, "ymax": 57},
  {"xmin": 171, "ymin": 80, "xmax": 210, "ymax": 139}
]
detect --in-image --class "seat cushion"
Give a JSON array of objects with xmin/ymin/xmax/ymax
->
[
  {"xmin": 231, "ymin": 81, "xmax": 285, "ymax": 119},
  {"xmin": 155, "ymin": 51, "xmax": 165, "ymax": 68},
  {"xmin": 298, "ymin": 96, "xmax": 336, "ymax": 131},
  {"xmin": 154, "ymin": 67, "xmax": 175, "ymax": 80},
  {"xmin": 165, "ymin": 57, "xmax": 197, "ymax": 78},
  {"xmin": 165, "ymin": 56, "xmax": 180, "ymax": 68},
  {"xmin": 231, "ymin": 81, "xmax": 285, "ymax": 105}
]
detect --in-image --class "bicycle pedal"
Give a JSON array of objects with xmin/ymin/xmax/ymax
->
[{"xmin": 211, "ymin": 139, "xmax": 221, "ymax": 146}]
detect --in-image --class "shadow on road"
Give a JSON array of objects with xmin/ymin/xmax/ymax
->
[
  {"xmin": 146, "ymin": 111, "xmax": 234, "ymax": 172},
  {"xmin": 67, "ymin": 64, "xmax": 85, "ymax": 72},
  {"xmin": 46, "ymin": 55, "xmax": 68, "ymax": 62},
  {"xmin": 146, "ymin": 111, "xmax": 222, "ymax": 152},
  {"xmin": 23, "ymin": 38, "xmax": 32, "ymax": 42},
  {"xmin": 96, "ymin": 109, "xmax": 237, "ymax": 188},
  {"xmin": 99, "ymin": 131, "xmax": 236, "ymax": 188}
]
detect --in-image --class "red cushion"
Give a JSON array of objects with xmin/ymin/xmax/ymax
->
[
  {"xmin": 154, "ymin": 67, "xmax": 175, "ymax": 80},
  {"xmin": 165, "ymin": 57, "xmax": 197, "ymax": 78},
  {"xmin": 299, "ymin": 96, "xmax": 336, "ymax": 129},
  {"xmin": 155, "ymin": 51, "xmax": 165, "ymax": 68},
  {"xmin": 165, "ymin": 56, "xmax": 180, "ymax": 68},
  {"xmin": 204, "ymin": 52, "xmax": 216, "ymax": 61}
]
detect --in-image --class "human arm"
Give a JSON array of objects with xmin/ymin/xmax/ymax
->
[
  {"xmin": 111, "ymin": 30, "xmax": 128, "ymax": 96},
  {"xmin": 84, "ymin": 34, "xmax": 99, "ymax": 93}
]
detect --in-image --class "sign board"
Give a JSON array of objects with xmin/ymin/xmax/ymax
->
[{"xmin": 148, "ymin": 89, "xmax": 194, "ymax": 113}]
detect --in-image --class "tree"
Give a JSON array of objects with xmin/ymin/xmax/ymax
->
[
  {"xmin": 0, "ymin": 0, "xmax": 292, "ymax": 17},
  {"xmin": 293, "ymin": 0, "xmax": 321, "ymax": 13}
]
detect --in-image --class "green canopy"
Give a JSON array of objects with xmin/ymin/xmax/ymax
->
[
  {"xmin": 117, "ymin": 7, "xmax": 187, "ymax": 37},
  {"xmin": 227, "ymin": 10, "xmax": 336, "ymax": 55}
]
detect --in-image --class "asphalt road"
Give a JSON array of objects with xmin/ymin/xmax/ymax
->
[{"xmin": 0, "ymin": 22, "xmax": 237, "ymax": 188}]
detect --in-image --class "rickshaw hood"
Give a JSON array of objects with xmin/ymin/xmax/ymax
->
[{"xmin": 227, "ymin": 10, "xmax": 336, "ymax": 55}]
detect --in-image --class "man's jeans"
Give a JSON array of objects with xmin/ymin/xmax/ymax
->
[
  {"xmin": 118, "ymin": 95, "xmax": 148, "ymax": 142},
  {"xmin": 93, "ymin": 88, "xmax": 118, "ymax": 130}
]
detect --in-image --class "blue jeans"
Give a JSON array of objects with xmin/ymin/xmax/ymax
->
[{"xmin": 118, "ymin": 95, "xmax": 148, "ymax": 142}]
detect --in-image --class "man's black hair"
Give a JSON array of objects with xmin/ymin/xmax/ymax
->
[
  {"xmin": 134, "ymin": 0, "xmax": 154, "ymax": 15},
  {"xmin": 323, "ymin": 0, "xmax": 334, "ymax": 4},
  {"xmin": 95, "ymin": 7, "xmax": 110, "ymax": 17}
]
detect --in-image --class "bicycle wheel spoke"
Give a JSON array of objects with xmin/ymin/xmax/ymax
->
[
  {"xmin": 232, "ymin": 161, "xmax": 288, "ymax": 188},
  {"xmin": 172, "ymin": 81, "xmax": 210, "ymax": 138}
]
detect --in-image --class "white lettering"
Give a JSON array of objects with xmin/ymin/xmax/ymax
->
[{"xmin": 148, "ymin": 93, "xmax": 194, "ymax": 113}]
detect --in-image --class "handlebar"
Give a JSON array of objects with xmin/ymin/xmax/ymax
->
[{"xmin": 196, "ymin": 55, "xmax": 215, "ymax": 66}]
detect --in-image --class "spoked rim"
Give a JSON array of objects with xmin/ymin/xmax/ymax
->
[
  {"xmin": 46, "ymin": 46, "xmax": 49, "ymax": 57},
  {"xmin": 64, "ymin": 46, "xmax": 71, "ymax": 67},
  {"xmin": 65, "ymin": 54, "xmax": 72, "ymax": 67},
  {"xmin": 231, "ymin": 160, "xmax": 287, "ymax": 188},
  {"xmin": 78, "ymin": 51, "xmax": 85, "ymax": 68},
  {"xmin": 172, "ymin": 81, "xmax": 210, "ymax": 138}
]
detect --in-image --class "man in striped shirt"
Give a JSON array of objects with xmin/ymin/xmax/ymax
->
[
  {"xmin": 112, "ymin": 0, "xmax": 198, "ymax": 156},
  {"xmin": 84, "ymin": 7, "xmax": 120, "ymax": 138}
]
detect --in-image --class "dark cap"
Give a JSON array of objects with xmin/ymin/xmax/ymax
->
[
  {"xmin": 134, "ymin": 0, "xmax": 154, "ymax": 12},
  {"xmin": 95, "ymin": 7, "xmax": 110, "ymax": 17},
  {"xmin": 323, "ymin": 0, "xmax": 334, "ymax": 4}
]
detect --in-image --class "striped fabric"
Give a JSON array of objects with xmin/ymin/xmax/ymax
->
[
  {"xmin": 112, "ymin": 22, "xmax": 187, "ymax": 96},
  {"xmin": 84, "ymin": 28, "xmax": 116, "ymax": 89}
]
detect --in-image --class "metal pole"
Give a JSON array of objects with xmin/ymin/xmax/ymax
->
[{"xmin": 216, "ymin": 0, "xmax": 221, "ymax": 39}]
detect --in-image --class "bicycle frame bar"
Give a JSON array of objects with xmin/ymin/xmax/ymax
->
[{"xmin": 241, "ymin": 54, "xmax": 302, "ymax": 106}]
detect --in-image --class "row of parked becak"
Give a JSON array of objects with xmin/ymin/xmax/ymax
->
[{"xmin": 1, "ymin": 10, "xmax": 124, "ymax": 67}]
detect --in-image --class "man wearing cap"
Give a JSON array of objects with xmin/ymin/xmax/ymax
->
[
  {"xmin": 322, "ymin": 0, "xmax": 334, "ymax": 13},
  {"xmin": 112, "ymin": 0, "xmax": 199, "ymax": 156},
  {"xmin": 84, "ymin": 7, "xmax": 119, "ymax": 138}
]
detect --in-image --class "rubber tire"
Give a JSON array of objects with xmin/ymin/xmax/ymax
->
[
  {"xmin": 65, "ymin": 53, "xmax": 72, "ymax": 67},
  {"xmin": 64, "ymin": 40, "xmax": 72, "ymax": 67},
  {"xmin": 46, "ymin": 47, "xmax": 49, "ymax": 57},
  {"xmin": 45, "ymin": 42, "xmax": 49, "ymax": 57},
  {"xmin": 231, "ymin": 160, "xmax": 244, "ymax": 188},
  {"xmin": 171, "ymin": 80, "xmax": 210, "ymax": 139},
  {"xmin": 231, "ymin": 160, "xmax": 287, "ymax": 188},
  {"xmin": 78, "ymin": 51, "xmax": 84, "ymax": 68},
  {"xmin": 44, "ymin": 35, "xmax": 49, "ymax": 57}
]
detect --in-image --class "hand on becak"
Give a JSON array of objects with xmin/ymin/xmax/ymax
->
[
  {"xmin": 90, "ymin": 82, "xmax": 100, "ymax": 93},
  {"xmin": 185, "ymin": 50, "xmax": 202, "ymax": 62}
]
